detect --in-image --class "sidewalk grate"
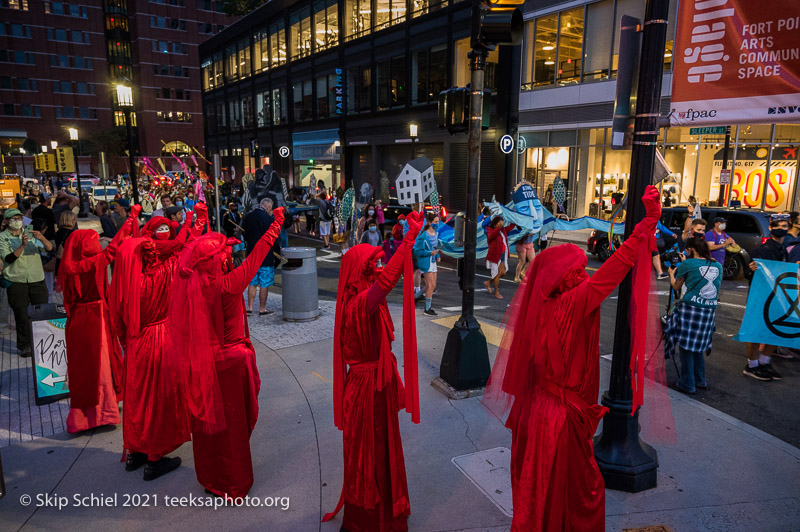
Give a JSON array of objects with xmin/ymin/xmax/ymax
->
[{"xmin": 452, "ymin": 447, "xmax": 513, "ymax": 517}]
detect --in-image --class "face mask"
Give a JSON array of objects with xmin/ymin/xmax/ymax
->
[
  {"xmin": 369, "ymin": 226, "xmax": 377, "ymax": 233},
  {"xmin": 8, "ymin": 220, "xmax": 23, "ymax": 231},
  {"xmin": 368, "ymin": 210, "xmax": 375, "ymax": 216},
  {"xmin": 771, "ymin": 228, "xmax": 788, "ymax": 238},
  {"xmin": 693, "ymin": 231, "xmax": 705, "ymax": 238},
  {"xmin": 400, "ymin": 220, "xmax": 406, "ymax": 228},
  {"xmin": 155, "ymin": 232, "xmax": 170, "ymax": 240},
  {"xmin": 718, "ymin": 223, "xmax": 727, "ymax": 230},
  {"xmin": 176, "ymin": 201, "xmax": 183, "ymax": 207}
]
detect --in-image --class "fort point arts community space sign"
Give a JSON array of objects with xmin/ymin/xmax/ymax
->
[{"xmin": 669, "ymin": 0, "xmax": 800, "ymax": 127}]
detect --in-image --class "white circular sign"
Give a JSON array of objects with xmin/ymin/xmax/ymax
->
[
  {"xmin": 279, "ymin": 146, "xmax": 290, "ymax": 158},
  {"xmin": 516, "ymin": 135, "xmax": 527, "ymax": 154},
  {"xmin": 499, "ymin": 135, "xmax": 515, "ymax": 154}
]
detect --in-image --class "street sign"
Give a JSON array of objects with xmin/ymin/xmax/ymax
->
[
  {"xmin": 55, "ymin": 147, "xmax": 75, "ymax": 173},
  {"xmin": 29, "ymin": 304, "xmax": 69, "ymax": 406},
  {"xmin": 720, "ymin": 168, "xmax": 731, "ymax": 184},
  {"xmin": 689, "ymin": 127, "xmax": 726, "ymax": 136},
  {"xmin": 34, "ymin": 154, "xmax": 56, "ymax": 172},
  {"xmin": 278, "ymin": 146, "xmax": 291, "ymax": 158},
  {"xmin": 516, "ymin": 135, "xmax": 527, "ymax": 154},
  {"xmin": 499, "ymin": 135, "xmax": 514, "ymax": 154}
]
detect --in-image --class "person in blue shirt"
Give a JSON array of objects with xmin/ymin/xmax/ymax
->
[
  {"xmin": 654, "ymin": 220, "xmax": 676, "ymax": 279},
  {"xmin": 413, "ymin": 212, "xmax": 441, "ymax": 316}
]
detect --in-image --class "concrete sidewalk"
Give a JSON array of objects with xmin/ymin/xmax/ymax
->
[{"xmin": 1, "ymin": 303, "xmax": 799, "ymax": 531}]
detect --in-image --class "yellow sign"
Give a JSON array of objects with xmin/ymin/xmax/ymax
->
[
  {"xmin": 55, "ymin": 147, "xmax": 75, "ymax": 173},
  {"xmin": 34, "ymin": 154, "xmax": 57, "ymax": 172}
]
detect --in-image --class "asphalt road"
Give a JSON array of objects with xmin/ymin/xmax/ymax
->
[{"xmin": 282, "ymin": 230, "xmax": 800, "ymax": 449}]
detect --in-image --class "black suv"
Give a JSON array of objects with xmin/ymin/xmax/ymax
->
[{"xmin": 660, "ymin": 207, "xmax": 772, "ymax": 279}]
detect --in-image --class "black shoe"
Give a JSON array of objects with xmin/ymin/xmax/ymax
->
[
  {"xmin": 125, "ymin": 452, "xmax": 148, "ymax": 471},
  {"xmin": 760, "ymin": 363, "xmax": 783, "ymax": 380},
  {"xmin": 143, "ymin": 457, "xmax": 181, "ymax": 481},
  {"xmin": 424, "ymin": 308, "xmax": 438, "ymax": 316},
  {"xmin": 743, "ymin": 365, "xmax": 772, "ymax": 381}
]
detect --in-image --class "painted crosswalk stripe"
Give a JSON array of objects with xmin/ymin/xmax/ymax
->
[{"xmin": 441, "ymin": 305, "xmax": 488, "ymax": 312}]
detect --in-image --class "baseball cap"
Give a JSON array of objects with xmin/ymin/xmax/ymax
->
[
  {"xmin": 4, "ymin": 208, "xmax": 22, "ymax": 219},
  {"xmin": 712, "ymin": 216, "xmax": 727, "ymax": 224},
  {"xmin": 164, "ymin": 206, "xmax": 183, "ymax": 218},
  {"xmin": 116, "ymin": 198, "xmax": 130, "ymax": 209}
]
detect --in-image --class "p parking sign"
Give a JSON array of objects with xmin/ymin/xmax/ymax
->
[{"xmin": 499, "ymin": 135, "xmax": 514, "ymax": 155}]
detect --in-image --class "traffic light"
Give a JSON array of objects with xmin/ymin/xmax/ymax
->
[
  {"xmin": 474, "ymin": 0, "xmax": 524, "ymax": 49},
  {"xmin": 437, "ymin": 87, "xmax": 491, "ymax": 134},
  {"xmin": 250, "ymin": 138, "xmax": 259, "ymax": 158}
]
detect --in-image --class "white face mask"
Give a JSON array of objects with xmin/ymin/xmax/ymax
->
[
  {"xmin": 8, "ymin": 219, "xmax": 23, "ymax": 231},
  {"xmin": 718, "ymin": 223, "xmax": 726, "ymax": 230}
]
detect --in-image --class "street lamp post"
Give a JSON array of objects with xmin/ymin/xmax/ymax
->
[
  {"xmin": 68, "ymin": 127, "xmax": 87, "ymax": 217},
  {"xmin": 409, "ymin": 123, "xmax": 418, "ymax": 160},
  {"xmin": 116, "ymin": 84, "xmax": 140, "ymax": 205},
  {"xmin": 19, "ymin": 148, "xmax": 26, "ymax": 179}
]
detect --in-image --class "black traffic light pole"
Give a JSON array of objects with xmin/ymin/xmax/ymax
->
[
  {"xmin": 439, "ymin": 0, "xmax": 491, "ymax": 390},
  {"xmin": 593, "ymin": 0, "xmax": 669, "ymax": 493}
]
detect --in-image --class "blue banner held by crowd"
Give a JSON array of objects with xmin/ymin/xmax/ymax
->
[{"xmin": 735, "ymin": 260, "xmax": 800, "ymax": 349}]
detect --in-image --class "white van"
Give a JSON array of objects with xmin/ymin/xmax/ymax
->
[{"xmin": 89, "ymin": 186, "xmax": 119, "ymax": 208}]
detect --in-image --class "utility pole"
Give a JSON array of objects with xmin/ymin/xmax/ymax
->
[
  {"xmin": 717, "ymin": 126, "xmax": 731, "ymax": 206},
  {"xmin": 593, "ymin": 0, "xmax": 669, "ymax": 493}
]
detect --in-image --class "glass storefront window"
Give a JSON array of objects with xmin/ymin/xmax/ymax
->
[
  {"xmin": 344, "ymin": 0, "xmax": 371, "ymax": 41},
  {"xmin": 290, "ymin": 7, "xmax": 312, "ymax": 59},
  {"xmin": 375, "ymin": 0, "xmax": 405, "ymax": 31},
  {"xmin": 254, "ymin": 30, "xmax": 269, "ymax": 72},
  {"xmin": 582, "ymin": 0, "xmax": 612, "ymax": 82},
  {"xmin": 238, "ymin": 38, "xmax": 251, "ymax": 79},
  {"xmin": 270, "ymin": 22, "xmax": 287, "ymax": 66},
  {"xmin": 347, "ymin": 65, "xmax": 372, "ymax": 113},
  {"xmin": 314, "ymin": 0, "xmax": 339, "ymax": 52}
]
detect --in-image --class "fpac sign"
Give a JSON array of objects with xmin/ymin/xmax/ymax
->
[{"xmin": 670, "ymin": 0, "xmax": 800, "ymax": 127}]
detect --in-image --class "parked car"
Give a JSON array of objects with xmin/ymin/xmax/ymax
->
[
  {"xmin": 587, "ymin": 206, "xmax": 771, "ymax": 279},
  {"xmin": 89, "ymin": 186, "xmax": 120, "ymax": 208}
]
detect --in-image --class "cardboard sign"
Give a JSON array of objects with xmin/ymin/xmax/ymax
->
[{"xmin": 28, "ymin": 304, "xmax": 69, "ymax": 405}]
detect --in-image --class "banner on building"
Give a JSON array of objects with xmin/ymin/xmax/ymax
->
[
  {"xmin": 735, "ymin": 260, "xmax": 800, "ymax": 349},
  {"xmin": 670, "ymin": 0, "xmax": 800, "ymax": 127}
]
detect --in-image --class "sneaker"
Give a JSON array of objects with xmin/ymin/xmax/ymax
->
[
  {"xmin": 658, "ymin": 273, "xmax": 669, "ymax": 280},
  {"xmin": 423, "ymin": 308, "xmax": 438, "ymax": 316},
  {"xmin": 742, "ymin": 365, "xmax": 772, "ymax": 381},
  {"xmin": 774, "ymin": 347, "xmax": 797, "ymax": 359},
  {"xmin": 143, "ymin": 456, "xmax": 181, "ymax": 481},
  {"xmin": 759, "ymin": 363, "xmax": 783, "ymax": 380},
  {"xmin": 414, "ymin": 291, "xmax": 424, "ymax": 301},
  {"xmin": 125, "ymin": 452, "xmax": 148, "ymax": 472}
]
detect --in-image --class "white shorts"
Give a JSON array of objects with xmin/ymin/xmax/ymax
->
[
  {"xmin": 319, "ymin": 220, "xmax": 332, "ymax": 236},
  {"xmin": 486, "ymin": 256, "xmax": 508, "ymax": 279},
  {"xmin": 426, "ymin": 261, "xmax": 438, "ymax": 274}
]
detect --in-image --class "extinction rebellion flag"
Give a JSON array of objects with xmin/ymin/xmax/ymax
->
[
  {"xmin": 736, "ymin": 260, "xmax": 800, "ymax": 349},
  {"xmin": 670, "ymin": 0, "xmax": 800, "ymax": 127}
]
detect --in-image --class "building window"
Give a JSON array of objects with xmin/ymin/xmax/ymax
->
[
  {"xmin": 347, "ymin": 65, "xmax": 371, "ymax": 114},
  {"xmin": 228, "ymin": 100, "xmax": 240, "ymax": 129},
  {"xmin": 241, "ymin": 96, "xmax": 253, "ymax": 128},
  {"xmin": 216, "ymin": 103, "xmax": 226, "ymax": 128},
  {"xmin": 151, "ymin": 16, "xmax": 168, "ymax": 28},
  {"xmin": 412, "ymin": 45, "xmax": 447, "ymax": 105},
  {"xmin": 581, "ymin": 0, "xmax": 613, "ymax": 83},
  {"xmin": 8, "ymin": 23, "xmax": 31, "ymax": 38},
  {"xmin": 290, "ymin": 6, "xmax": 312, "ymax": 59},
  {"xmin": 225, "ymin": 44, "xmax": 237, "ymax": 81},
  {"xmin": 202, "ymin": 58, "xmax": 214, "ymax": 90},
  {"xmin": 254, "ymin": 30, "xmax": 269, "ymax": 72},
  {"xmin": 453, "ymin": 37, "xmax": 498, "ymax": 90},
  {"xmin": 256, "ymin": 91, "xmax": 271, "ymax": 127},
  {"xmin": 237, "ymin": 38, "xmax": 251, "ymax": 78},
  {"xmin": 213, "ymin": 52, "xmax": 223, "ymax": 86},
  {"xmin": 375, "ymin": 0, "xmax": 406, "ymax": 31},
  {"xmin": 106, "ymin": 14, "xmax": 128, "ymax": 31},
  {"xmin": 2, "ymin": 0, "xmax": 29, "ymax": 10},
  {"xmin": 293, "ymin": 80, "xmax": 313, "ymax": 121},
  {"xmin": 532, "ymin": 14, "xmax": 557, "ymax": 88},
  {"xmin": 555, "ymin": 8, "xmax": 583, "ymax": 85},
  {"xmin": 612, "ymin": 0, "xmax": 645, "ymax": 77},
  {"xmin": 316, "ymin": 73, "xmax": 338, "ymax": 118},
  {"xmin": 271, "ymin": 87, "xmax": 286, "ymax": 125},
  {"xmin": 344, "ymin": 0, "xmax": 370, "ymax": 41},
  {"xmin": 411, "ymin": 0, "xmax": 447, "ymax": 18},
  {"xmin": 0, "ymin": 50, "xmax": 34, "ymax": 65},
  {"xmin": 377, "ymin": 56, "xmax": 406, "ymax": 110},
  {"xmin": 199, "ymin": 22, "xmax": 213, "ymax": 34},
  {"xmin": 45, "ymin": 1, "xmax": 88, "ymax": 16},
  {"xmin": 17, "ymin": 78, "xmax": 36, "ymax": 91},
  {"xmin": 269, "ymin": 21, "xmax": 287, "ymax": 67},
  {"xmin": 157, "ymin": 111, "xmax": 192, "ymax": 122},
  {"xmin": 2, "ymin": 103, "xmax": 14, "ymax": 115},
  {"xmin": 313, "ymin": 0, "xmax": 339, "ymax": 52},
  {"xmin": 114, "ymin": 111, "xmax": 137, "ymax": 127}
]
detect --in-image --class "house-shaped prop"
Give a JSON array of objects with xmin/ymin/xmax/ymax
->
[{"xmin": 395, "ymin": 157, "xmax": 435, "ymax": 205}]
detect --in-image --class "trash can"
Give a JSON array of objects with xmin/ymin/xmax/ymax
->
[{"xmin": 281, "ymin": 247, "xmax": 320, "ymax": 321}]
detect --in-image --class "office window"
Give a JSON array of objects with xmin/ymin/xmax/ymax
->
[
  {"xmin": 376, "ymin": 56, "xmax": 406, "ymax": 110},
  {"xmin": 158, "ymin": 88, "xmax": 171, "ymax": 99},
  {"xmin": 556, "ymin": 8, "xmax": 583, "ymax": 85},
  {"xmin": 375, "ymin": 0, "xmax": 405, "ymax": 30},
  {"xmin": 256, "ymin": 91, "xmax": 271, "ymax": 127},
  {"xmin": 202, "ymin": 58, "xmax": 214, "ymax": 90},
  {"xmin": 48, "ymin": 28, "xmax": 68, "ymax": 41},
  {"xmin": 10, "ymin": 24, "xmax": 31, "ymax": 38},
  {"xmin": 76, "ymin": 82, "xmax": 88, "ymax": 94},
  {"xmin": 290, "ymin": 7, "xmax": 312, "ymax": 59},
  {"xmin": 316, "ymin": 75, "xmax": 330, "ymax": 118},
  {"xmin": 216, "ymin": 103, "xmax": 226, "ymax": 127},
  {"xmin": 533, "ymin": 14, "xmax": 557, "ymax": 87},
  {"xmin": 71, "ymin": 30, "xmax": 89, "ymax": 44},
  {"xmin": 229, "ymin": 100, "xmax": 241, "ymax": 130},
  {"xmin": 347, "ymin": 65, "xmax": 371, "ymax": 113},
  {"xmin": 225, "ymin": 45, "xmax": 237, "ymax": 81},
  {"xmin": 270, "ymin": 22, "xmax": 286, "ymax": 67},
  {"xmin": 453, "ymin": 37, "xmax": 498, "ymax": 90},
  {"xmin": 106, "ymin": 14, "xmax": 128, "ymax": 31},
  {"xmin": 153, "ymin": 40, "xmax": 169, "ymax": 53},
  {"xmin": 241, "ymin": 96, "xmax": 253, "ymax": 128},
  {"xmin": 411, "ymin": 0, "xmax": 447, "ymax": 18},
  {"xmin": 612, "ymin": 0, "xmax": 645, "ymax": 77},
  {"xmin": 172, "ymin": 42, "xmax": 187, "ymax": 54},
  {"xmin": 313, "ymin": 0, "xmax": 339, "ymax": 52},
  {"xmin": 271, "ymin": 87, "xmax": 286, "ymax": 125},
  {"xmin": 151, "ymin": 16, "xmax": 168, "ymax": 28},
  {"xmin": 254, "ymin": 30, "xmax": 269, "ymax": 72},
  {"xmin": 17, "ymin": 78, "xmax": 36, "ymax": 91},
  {"xmin": 237, "ymin": 38, "xmax": 251, "ymax": 78},
  {"xmin": 3, "ymin": 0, "xmax": 28, "ymax": 10},
  {"xmin": 213, "ymin": 52, "xmax": 223, "ymax": 86},
  {"xmin": 293, "ymin": 80, "xmax": 313, "ymax": 121},
  {"xmin": 199, "ymin": 22, "xmax": 213, "ymax": 34},
  {"xmin": 412, "ymin": 45, "xmax": 447, "ymax": 104},
  {"xmin": 174, "ymin": 65, "xmax": 188, "ymax": 77},
  {"xmin": 171, "ymin": 18, "xmax": 187, "ymax": 30},
  {"xmin": 582, "ymin": 0, "xmax": 613, "ymax": 82},
  {"xmin": 176, "ymin": 89, "xmax": 189, "ymax": 100},
  {"xmin": 344, "ymin": 0, "xmax": 371, "ymax": 41},
  {"xmin": 198, "ymin": 0, "xmax": 211, "ymax": 9}
]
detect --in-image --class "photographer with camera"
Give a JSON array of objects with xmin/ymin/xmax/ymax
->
[{"xmin": 665, "ymin": 235, "xmax": 721, "ymax": 394}]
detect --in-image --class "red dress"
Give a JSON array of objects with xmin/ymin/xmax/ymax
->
[
  {"xmin": 59, "ymin": 229, "xmax": 128, "ymax": 433},
  {"xmin": 484, "ymin": 186, "xmax": 661, "ymax": 532}
]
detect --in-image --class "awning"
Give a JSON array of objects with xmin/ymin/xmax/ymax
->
[
  {"xmin": 292, "ymin": 129, "xmax": 340, "ymax": 161},
  {"xmin": 0, "ymin": 129, "xmax": 28, "ymax": 139}
]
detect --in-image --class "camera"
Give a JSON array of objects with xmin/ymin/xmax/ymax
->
[{"xmin": 662, "ymin": 243, "xmax": 682, "ymax": 269}]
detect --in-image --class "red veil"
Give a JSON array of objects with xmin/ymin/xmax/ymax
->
[
  {"xmin": 57, "ymin": 230, "xmax": 106, "ymax": 315},
  {"xmin": 167, "ymin": 232, "xmax": 231, "ymax": 435},
  {"xmin": 331, "ymin": 242, "xmax": 420, "ymax": 430},
  {"xmin": 142, "ymin": 216, "xmax": 177, "ymax": 239}
]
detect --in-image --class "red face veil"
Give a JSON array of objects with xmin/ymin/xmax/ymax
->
[{"xmin": 57, "ymin": 229, "xmax": 106, "ymax": 309}]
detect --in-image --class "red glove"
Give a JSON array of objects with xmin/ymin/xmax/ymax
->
[
  {"xmin": 131, "ymin": 204, "xmax": 143, "ymax": 219},
  {"xmin": 190, "ymin": 202, "xmax": 208, "ymax": 237},
  {"xmin": 631, "ymin": 185, "xmax": 661, "ymax": 238},
  {"xmin": 403, "ymin": 211, "xmax": 424, "ymax": 246},
  {"xmin": 272, "ymin": 207, "xmax": 285, "ymax": 228},
  {"xmin": 259, "ymin": 207, "xmax": 284, "ymax": 247}
]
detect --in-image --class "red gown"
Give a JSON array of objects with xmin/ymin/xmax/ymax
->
[
  {"xmin": 58, "ymin": 227, "xmax": 132, "ymax": 433},
  {"xmin": 324, "ymin": 212, "xmax": 423, "ymax": 532},
  {"xmin": 484, "ymin": 186, "xmax": 661, "ymax": 532},
  {"xmin": 172, "ymin": 221, "xmax": 282, "ymax": 498}
]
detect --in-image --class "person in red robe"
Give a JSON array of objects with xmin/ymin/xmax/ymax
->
[
  {"xmin": 323, "ymin": 210, "xmax": 424, "ymax": 532},
  {"xmin": 141, "ymin": 215, "xmax": 177, "ymax": 240},
  {"xmin": 109, "ymin": 203, "xmax": 208, "ymax": 481},
  {"xmin": 168, "ymin": 208, "xmax": 285, "ymax": 498},
  {"xmin": 483, "ymin": 185, "xmax": 661, "ymax": 532},
  {"xmin": 58, "ymin": 206, "xmax": 141, "ymax": 433}
]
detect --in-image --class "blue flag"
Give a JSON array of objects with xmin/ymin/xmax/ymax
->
[{"xmin": 735, "ymin": 260, "xmax": 800, "ymax": 348}]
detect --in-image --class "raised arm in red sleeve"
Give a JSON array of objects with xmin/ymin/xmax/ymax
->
[
  {"xmin": 583, "ymin": 185, "xmax": 661, "ymax": 314},
  {"xmin": 367, "ymin": 211, "xmax": 424, "ymax": 310},
  {"xmin": 103, "ymin": 205, "xmax": 142, "ymax": 263},
  {"xmin": 189, "ymin": 202, "xmax": 209, "ymax": 239},
  {"xmin": 221, "ymin": 207, "xmax": 284, "ymax": 294}
]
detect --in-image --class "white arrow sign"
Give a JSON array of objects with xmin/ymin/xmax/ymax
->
[{"xmin": 41, "ymin": 374, "xmax": 66, "ymax": 387}]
